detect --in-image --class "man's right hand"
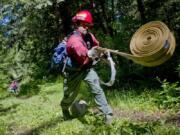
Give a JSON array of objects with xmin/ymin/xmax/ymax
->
[
  {"xmin": 87, "ymin": 46, "xmax": 99, "ymax": 59},
  {"xmin": 87, "ymin": 46, "xmax": 101, "ymax": 65}
]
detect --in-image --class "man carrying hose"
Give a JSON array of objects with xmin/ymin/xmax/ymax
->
[{"xmin": 60, "ymin": 10, "xmax": 113, "ymax": 124}]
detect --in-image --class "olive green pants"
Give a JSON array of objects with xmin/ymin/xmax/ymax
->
[{"xmin": 60, "ymin": 68, "xmax": 113, "ymax": 115}]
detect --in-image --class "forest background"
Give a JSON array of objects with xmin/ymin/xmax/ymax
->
[{"xmin": 0, "ymin": 0, "xmax": 179, "ymax": 134}]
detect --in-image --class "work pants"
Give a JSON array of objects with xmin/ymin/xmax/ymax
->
[{"xmin": 60, "ymin": 68, "xmax": 113, "ymax": 116}]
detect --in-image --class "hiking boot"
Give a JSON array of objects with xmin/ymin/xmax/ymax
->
[
  {"xmin": 105, "ymin": 114, "xmax": 113, "ymax": 125},
  {"xmin": 62, "ymin": 109, "xmax": 71, "ymax": 120}
]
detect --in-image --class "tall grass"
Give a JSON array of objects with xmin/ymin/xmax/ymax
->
[{"xmin": 107, "ymin": 88, "xmax": 159, "ymax": 114}]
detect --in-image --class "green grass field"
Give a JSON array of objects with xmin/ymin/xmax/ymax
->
[{"xmin": 0, "ymin": 79, "xmax": 179, "ymax": 135}]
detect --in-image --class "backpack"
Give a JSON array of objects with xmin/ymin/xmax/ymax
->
[
  {"xmin": 51, "ymin": 31, "xmax": 87, "ymax": 73},
  {"xmin": 51, "ymin": 40, "xmax": 73, "ymax": 73}
]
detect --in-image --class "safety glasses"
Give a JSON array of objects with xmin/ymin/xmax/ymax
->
[{"xmin": 80, "ymin": 22, "xmax": 92, "ymax": 29}]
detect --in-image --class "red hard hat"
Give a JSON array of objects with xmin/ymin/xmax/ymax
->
[{"xmin": 72, "ymin": 10, "xmax": 93, "ymax": 25}]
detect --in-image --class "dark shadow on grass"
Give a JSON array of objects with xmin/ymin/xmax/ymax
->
[
  {"xmin": 0, "ymin": 104, "xmax": 19, "ymax": 116},
  {"xmin": 17, "ymin": 81, "xmax": 41, "ymax": 98},
  {"xmin": 19, "ymin": 116, "xmax": 63, "ymax": 135},
  {"xmin": 0, "ymin": 94, "xmax": 11, "ymax": 101}
]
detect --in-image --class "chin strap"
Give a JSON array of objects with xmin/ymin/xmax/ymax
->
[{"xmin": 99, "ymin": 51, "xmax": 116, "ymax": 87}]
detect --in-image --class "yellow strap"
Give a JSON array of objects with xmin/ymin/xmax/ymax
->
[{"xmin": 97, "ymin": 21, "xmax": 176, "ymax": 67}]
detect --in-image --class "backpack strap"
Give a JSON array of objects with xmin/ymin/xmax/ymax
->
[{"xmin": 62, "ymin": 57, "xmax": 68, "ymax": 73}]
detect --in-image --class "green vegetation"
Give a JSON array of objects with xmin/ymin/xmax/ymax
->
[
  {"xmin": 0, "ymin": 80, "xmax": 179, "ymax": 135},
  {"xmin": 0, "ymin": 0, "xmax": 180, "ymax": 134},
  {"xmin": 154, "ymin": 80, "xmax": 180, "ymax": 111}
]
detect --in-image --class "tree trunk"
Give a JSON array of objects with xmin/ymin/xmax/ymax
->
[
  {"xmin": 137, "ymin": 0, "xmax": 146, "ymax": 23},
  {"xmin": 54, "ymin": 1, "xmax": 72, "ymax": 36},
  {"xmin": 98, "ymin": 0, "xmax": 114, "ymax": 36},
  {"xmin": 112, "ymin": 0, "xmax": 114, "ymax": 20}
]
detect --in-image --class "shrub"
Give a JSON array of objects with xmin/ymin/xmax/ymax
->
[{"xmin": 154, "ymin": 80, "xmax": 180, "ymax": 110}]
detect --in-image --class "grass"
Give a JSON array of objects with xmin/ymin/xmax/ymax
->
[
  {"xmin": 107, "ymin": 89, "xmax": 158, "ymax": 113},
  {"xmin": 0, "ymin": 79, "xmax": 179, "ymax": 135}
]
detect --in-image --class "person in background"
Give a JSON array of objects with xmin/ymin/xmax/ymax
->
[{"xmin": 9, "ymin": 80, "xmax": 19, "ymax": 94}]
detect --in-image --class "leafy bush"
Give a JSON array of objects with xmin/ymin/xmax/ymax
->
[
  {"xmin": 117, "ymin": 121, "xmax": 180, "ymax": 135},
  {"xmin": 17, "ymin": 80, "xmax": 40, "ymax": 97},
  {"xmin": 74, "ymin": 117, "xmax": 179, "ymax": 135},
  {"xmin": 154, "ymin": 80, "xmax": 180, "ymax": 110}
]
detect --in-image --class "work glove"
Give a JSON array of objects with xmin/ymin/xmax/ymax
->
[
  {"xmin": 87, "ymin": 46, "xmax": 100, "ymax": 65},
  {"xmin": 87, "ymin": 46, "xmax": 99, "ymax": 59}
]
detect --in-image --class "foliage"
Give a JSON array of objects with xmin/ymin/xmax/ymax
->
[
  {"xmin": 0, "ymin": 81, "xmax": 179, "ymax": 134},
  {"xmin": 154, "ymin": 80, "xmax": 180, "ymax": 111},
  {"xmin": 17, "ymin": 81, "xmax": 40, "ymax": 97},
  {"xmin": 0, "ymin": 1, "xmax": 179, "ymax": 134},
  {"xmin": 0, "ymin": 0, "xmax": 179, "ymax": 92},
  {"xmin": 0, "ymin": 0, "xmax": 58, "ymax": 92}
]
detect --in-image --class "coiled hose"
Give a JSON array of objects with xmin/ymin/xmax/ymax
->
[{"xmin": 97, "ymin": 21, "xmax": 176, "ymax": 67}]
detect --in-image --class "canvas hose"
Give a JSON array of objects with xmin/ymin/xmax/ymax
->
[
  {"xmin": 97, "ymin": 21, "xmax": 176, "ymax": 67},
  {"xmin": 99, "ymin": 51, "xmax": 116, "ymax": 87}
]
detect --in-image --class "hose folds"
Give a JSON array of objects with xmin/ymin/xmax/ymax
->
[{"xmin": 129, "ymin": 21, "xmax": 176, "ymax": 67}]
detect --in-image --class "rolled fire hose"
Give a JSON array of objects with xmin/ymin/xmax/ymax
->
[{"xmin": 97, "ymin": 21, "xmax": 176, "ymax": 67}]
